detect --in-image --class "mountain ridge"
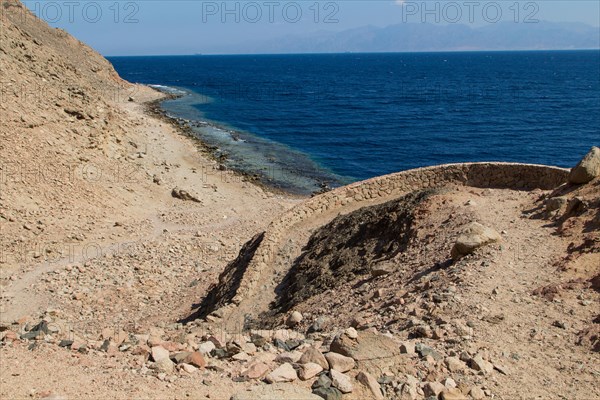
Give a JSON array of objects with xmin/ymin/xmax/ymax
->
[{"xmin": 200, "ymin": 20, "xmax": 600, "ymax": 54}]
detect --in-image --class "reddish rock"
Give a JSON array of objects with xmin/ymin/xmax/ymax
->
[{"xmin": 184, "ymin": 351, "xmax": 206, "ymax": 369}]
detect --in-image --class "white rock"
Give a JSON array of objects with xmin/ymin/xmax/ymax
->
[
  {"xmin": 266, "ymin": 363, "xmax": 298, "ymax": 383},
  {"xmin": 325, "ymin": 352, "xmax": 355, "ymax": 372},
  {"xmin": 330, "ymin": 370, "xmax": 353, "ymax": 393},
  {"xmin": 197, "ymin": 341, "xmax": 216, "ymax": 355},
  {"xmin": 344, "ymin": 327, "xmax": 358, "ymax": 339},
  {"xmin": 286, "ymin": 311, "xmax": 303, "ymax": 327},
  {"xmin": 181, "ymin": 363, "xmax": 198, "ymax": 374},
  {"xmin": 298, "ymin": 362, "xmax": 323, "ymax": 380},
  {"xmin": 151, "ymin": 346, "xmax": 170, "ymax": 362}
]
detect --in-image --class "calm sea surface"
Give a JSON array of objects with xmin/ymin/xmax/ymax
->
[{"xmin": 109, "ymin": 51, "xmax": 600, "ymax": 194}]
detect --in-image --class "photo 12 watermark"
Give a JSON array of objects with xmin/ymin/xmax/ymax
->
[
  {"xmin": 200, "ymin": 1, "xmax": 340, "ymax": 24},
  {"xmin": 19, "ymin": 1, "xmax": 141, "ymax": 24},
  {"xmin": 398, "ymin": 1, "xmax": 540, "ymax": 24}
]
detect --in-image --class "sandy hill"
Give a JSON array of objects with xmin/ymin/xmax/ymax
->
[{"xmin": 1, "ymin": 1, "xmax": 599, "ymax": 399}]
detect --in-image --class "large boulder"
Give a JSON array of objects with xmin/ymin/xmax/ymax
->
[
  {"xmin": 569, "ymin": 146, "xmax": 600, "ymax": 184},
  {"xmin": 451, "ymin": 222, "xmax": 501, "ymax": 260},
  {"xmin": 329, "ymin": 330, "xmax": 402, "ymax": 372}
]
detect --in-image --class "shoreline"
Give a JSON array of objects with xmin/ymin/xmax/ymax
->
[{"xmin": 143, "ymin": 89, "xmax": 325, "ymax": 199}]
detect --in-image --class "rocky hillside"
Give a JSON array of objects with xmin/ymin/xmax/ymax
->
[
  {"xmin": 0, "ymin": 0, "xmax": 151, "ymax": 280},
  {"xmin": 0, "ymin": 1, "xmax": 598, "ymax": 399}
]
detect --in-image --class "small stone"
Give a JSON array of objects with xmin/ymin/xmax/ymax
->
[
  {"xmin": 493, "ymin": 363, "xmax": 510, "ymax": 376},
  {"xmin": 451, "ymin": 222, "xmax": 501, "ymax": 260},
  {"xmin": 232, "ymin": 352, "xmax": 251, "ymax": 361},
  {"xmin": 400, "ymin": 341, "xmax": 415, "ymax": 354},
  {"xmin": 330, "ymin": 370, "xmax": 353, "ymax": 393},
  {"xmin": 469, "ymin": 355, "xmax": 493, "ymax": 374},
  {"xmin": 241, "ymin": 362, "xmax": 270, "ymax": 380},
  {"xmin": 414, "ymin": 325, "xmax": 432, "ymax": 338},
  {"xmin": 325, "ymin": 352, "xmax": 355, "ymax": 373},
  {"xmin": 344, "ymin": 327, "xmax": 358, "ymax": 339},
  {"xmin": 312, "ymin": 374, "xmax": 332, "ymax": 389},
  {"xmin": 445, "ymin": 357, "xmax": 466, "ymax": 372},
  {"xmin": 151, "ymin": 346, "xmax": 170, "ymax": 362},
  {"xmin": 441, "ymin": 388, "xmax": 468, "ymax": 400},
  {"xmin": 171, "ymin": 352, "xmax": 192, "ymax": 364},
  {"xmin": 184, "ymin": 351, "xmax": 206, "ymax": 369},
  {"xmin": 423, "ymin": 382, "xmax": 445, "ymax": 397},
  {"xmin": 415, "ymin": 343, "xmax": 443, "ymax": 360},
  {"xmin": 552, "ymin": 320, "xmax": 568, "ymax": 329},
  {"xmin": 154, "ymin": 357, "xmax": 175, "ymax": 374},
  {"xmin": 469, "ymin": 387, "xmax": 486, "ymax": 399},
  {"xmin": 276, "ymin": 351, "xmax": 303, "ymax": 364},
  {"xmin": 198, "ymin": 341, "xmax": 216, "ymax": 354},
  {"xmin": 312, "ymin": 387, "xmax": 342, "ymax": 400},
  {"xmin": 265, "ymin": 363, "xmax": 298, "ymax": 383},
  {"xmin": 545, "ymin": 196, "xmax": 567, "ymax": 212},
  {"xmin": 356, "ymin": 371, "xmax": 384, "ymax": 400},
  {"xmin": 171, "ymin": 187, "xmax": 201, "ymax": 203},
  {"xmin": 299, "ymin": 362, "xmax": 323, "ymax": 380},
  {"xmin": 286, "ymin": 311, "xmax": 303, "ymax": 327},
  {"xmin": 299, "ymin": 347, "xmax": 329, "ymax": 370},
  {"xmin": 443, "ymin": 378, "xmax": 457, "ymax": 388},
  {"xmin": 181, "ymin": 363, "xmax": 198, "ymax": 374},
  {"xmin": 371, "ymin": 264, "xmax": 393, "ymax": 277},
  {"xmin": 308, "ymin": 316, "xmax": 328, "ymax": 333}
]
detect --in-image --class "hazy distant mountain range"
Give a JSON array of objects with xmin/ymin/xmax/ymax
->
[{"xmin": 204, "ymin": 21, "xmax": 600, "ymax": 54}]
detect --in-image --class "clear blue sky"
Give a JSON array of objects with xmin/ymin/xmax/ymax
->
[{"xmin": 23, "ymin": 1, "xmax": 600, "ymax": 55}]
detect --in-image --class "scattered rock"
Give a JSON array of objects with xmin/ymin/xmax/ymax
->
[
  {"xmin": 445, "ymin": 356, "xmax": 467, "ymax": 372},
  {"xmin": 325, "ymin": 352, "xmax": 355, "ymax": 373},
  {"xmin": 171, "ymin": 187, "xmax": 201, "ymax": 203},
  {"xmin": 546, "ymin": 196, "xmax": 567, "ymax": 212},
  {"xmin": 344, "ymin": 327, "xmax": 358, "ymax": 339},
  {"xmin": 443, "ymin": 378, "xmax": 457, "ymax": 388},
  {"xmin": 299, "ymin": 347, "xmax": 329, "ymax": 370},
  {"xmin": 330, "ymin": 370, "xmax": 353, "ymax": 393},
  {"xmin": 184, "ymin": 351, "xmax": 206, "ymax": 369},
  {"xmin": 569, "ymin": 146, "xmax": 600, "ymax": 184},
  {"xmin": 154, "ymin": 357, "xmax": 175, "ymax": 374},
  {"xmin": 151, "ymin": 346, "xmax": 170, "ymax": 362},
  {"xmin": 241, "ymin": 362, "xmax": 270, "ymax": 380},
  {"xmin": 469, "ymin": 387, "xmax": 486, "ymax": 399},
  {"xmin": 265, "ymin": 363, "xmax": 298, "ymax": 383},
  {"xmin": 198, "ymin": 341, "xmax": 216, "ymax": 354},
  {"xmin": 451, "ymin": 222, "xmax": 501, "ymax": 260},
  {"xmin": 371, "ymin": 264, "xmax": 393, "ymax": 277},
  {"xmin": 441, "ymin": 388, "xmax": 468, "ymax": 400},
  {"xmin": 400, "ymin": 341, "xmax": 415, "ymax": 354},
  {"xmin": 299, "ymin": 362, "xmax": 323, "ymax": 380},
  {"xmin": 286, "ymin": 311, "xmax": 303, "ymax": 327},
  {"xmin": 330, "ymin": 330, "xmax": 400, "ymax": 366},
  {"xmin": 356, "ymin": 371, "xmax": 384, "ymax": 400},
  {"xmin": 468, "ymin": 355, "xmax": 494, "ymax": 375},
  {"xmin": 308, "ymin": 316, "xmax": 329, "ymax": 333},
  {"xmin": 312, "ymin": 387, "xmax": 342, "ymax": 400},
  {"xmin": 415, "ymin": 343, "xmax": 443, "ymax": 360},
  {"xmin": 276, "ymin": 351, "xmax": 303, "ymax": 364},
  {"xmin": 181, "ymin": 363, "xmax": 198, "ymax": 374},
  {"xmin": 552, "ymin": 320, "xmax": 568, "ymax": 329},
  {"xmin": 423, "ymin": 381, "xmax": 445, "ymax": 397}
]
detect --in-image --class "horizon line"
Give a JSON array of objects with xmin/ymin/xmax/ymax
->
[{"xmin": 105, "ymin": 48, "xmax": 600, "ymax": 58}]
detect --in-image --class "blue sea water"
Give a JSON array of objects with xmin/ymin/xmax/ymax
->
[{"xmin": 108, "ymin": 51, "xmax": 600, "ymax": 194}]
